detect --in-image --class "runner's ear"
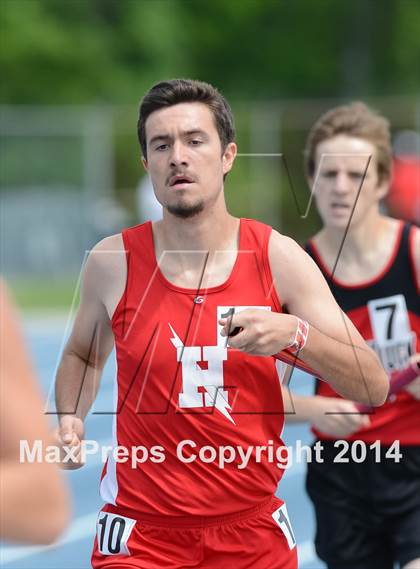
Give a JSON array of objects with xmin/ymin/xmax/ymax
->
[
  {"xmin": 222, "ymin": 142, "xmax": 237, "ymax": 176},
  {"xmin": 375, "ymin": 178, "xmax": 389, "ymax": 201}
]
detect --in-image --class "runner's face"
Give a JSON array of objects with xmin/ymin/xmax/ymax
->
[
  {"xmin": 143, "ymin": 102, "xmax": 236, "ymax": 219},
  {"xmin": 311, "ymin": 135, "xmax": 388, "ymax": 230}
]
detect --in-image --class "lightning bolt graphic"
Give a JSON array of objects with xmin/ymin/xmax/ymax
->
[
  {"xmin": 168, "ymin": 323, "xmax": 235, "ymax": 424},
  {"xmin": 169, "ymin": 323, "xmax": 184, "ymax": 349},
  {"xmin": 204, "ymin": 386, "xmax": 236, "ymax": 425}
]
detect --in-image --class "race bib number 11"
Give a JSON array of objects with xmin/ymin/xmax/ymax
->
[{"xmin": 272, "ymin": 503, "xmax": 296, "ymax": 550}]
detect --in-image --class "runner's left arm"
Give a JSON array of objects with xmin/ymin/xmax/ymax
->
[
  {"xmin": 270, "ymin": 231, "xmax": 388, "ymax": 405},
  {"xmin": 222, "ymin": 231, "xmax": 388, "ymax": 406}
]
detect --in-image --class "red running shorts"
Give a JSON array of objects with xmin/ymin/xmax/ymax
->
[{"xmin": 91, "ymin": 496, "xmax": 297, "ymax": 568}]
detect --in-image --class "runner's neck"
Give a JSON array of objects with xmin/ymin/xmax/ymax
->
[
  {"xmin": 314, "ymin": 214, "xmax": 400, "ymax": 282},
  {"xmin": 151, "ymin": 212, "xmax": 240, "ymax": 288}
]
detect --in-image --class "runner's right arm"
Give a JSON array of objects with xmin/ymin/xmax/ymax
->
[{"xmin": 55, "ymin": 235, "xmax": 125, "ymax": 468}]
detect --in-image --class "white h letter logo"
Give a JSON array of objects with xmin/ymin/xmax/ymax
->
[
  {"xmin": 169, "ymin": 324, "xmax": 233, "ymax": 423},
  {"xmin": 178, "ymin": 345, "xmax": 228, "ymax": 408}
]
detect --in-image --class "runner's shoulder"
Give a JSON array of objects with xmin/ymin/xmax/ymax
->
[
  {"xmin": 84, "ymin": 233, "xmax": 126, "ymax": 289},
  {"xmin": 268, "ymin": 228, "xmax": 307, "ymax": 266},
  {"xmin": 91, "ymin": 233, "xmax": 124, "ymax": 254}
]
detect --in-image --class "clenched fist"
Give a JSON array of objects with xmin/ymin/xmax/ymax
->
[
  {"xmin": 219, "ymin": 309, "xmax": 297, "ymax": 356},
  {"xmin": 54, "ymin": 415, "xmax": 85, "ymax": 470}
]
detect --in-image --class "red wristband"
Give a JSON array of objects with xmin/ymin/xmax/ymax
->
[{"xmin": 285, "ymin": 317, "xmax": 309, "ymax": 355}]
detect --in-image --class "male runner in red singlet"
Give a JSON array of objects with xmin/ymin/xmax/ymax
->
[
  {"xmin": 283, "ymin": 102, "xmax": 420, "ymax": 569},
  {"xmin": 54, "ymin": 81, "xmax": 388, "ymax": 569}
]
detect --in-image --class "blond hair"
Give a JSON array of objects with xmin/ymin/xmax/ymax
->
[{"xmin": 304, "ymin": 102, "xmax": 392, "ymax": 184}]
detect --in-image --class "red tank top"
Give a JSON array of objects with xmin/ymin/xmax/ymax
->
[
  {"xmin": 100, "ymin": 218, "xmax": 287, "ymax": 515},
  {"xmin": 306, "ymin": 222, "xmax": 420, "ymax": 445}
]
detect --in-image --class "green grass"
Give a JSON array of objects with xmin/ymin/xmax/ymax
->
[{"xmin": 9, "ymin": 278, "xmax": 80, "ymax": 311}]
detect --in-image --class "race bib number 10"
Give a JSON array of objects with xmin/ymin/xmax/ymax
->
[{"xmin": 96, "ymin": 511, "xmax": 136, "ymax": 556}]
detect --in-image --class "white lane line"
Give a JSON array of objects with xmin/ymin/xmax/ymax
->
[{"xmin": 0, "ymin": 511, "xmax": 97, "ymax": 565}]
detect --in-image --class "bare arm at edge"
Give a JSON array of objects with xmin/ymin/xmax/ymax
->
[
  {"xmin": 54, "ymin": 234, "xmax": 126, "ymax": 467},
  {"xmin": 0, "ymin": 282, "xmax": 70, "ymax": 543}
]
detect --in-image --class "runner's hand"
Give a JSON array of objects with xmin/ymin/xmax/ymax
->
[
  {"xmin": 219, "ymin": 309, "xmax": 296, "ymax": 356},
  {"xmin": 404, "ymin": 354, "xmax": 420, "ymax": 400},
  {"xmin": 309, "ymin": 396, "xmax": 370, "ymax": 438},
  {"xmin": 55, "ymin": 415, "xmax": 85, "ymax": 470}
]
